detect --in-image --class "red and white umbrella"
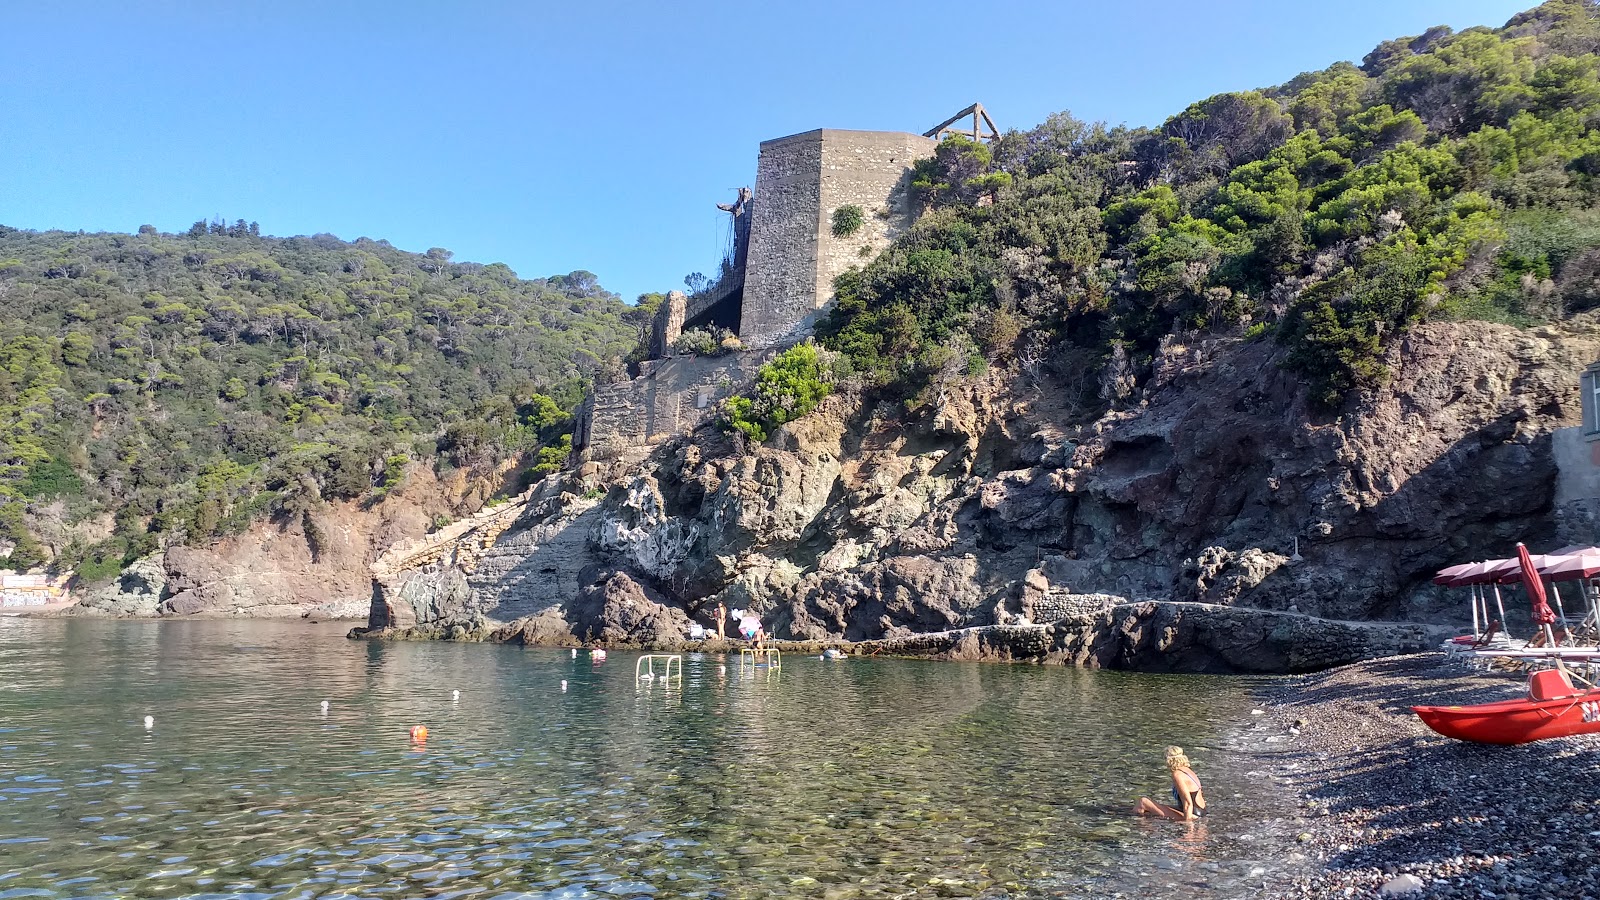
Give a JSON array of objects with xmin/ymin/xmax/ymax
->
[
  {"xmin": 1541, "ymin": 552, "xmax": 1600, "ymax": 583},
  {"xmin": 1433, "ymin": 563, "xmax": 1478, "ymax": 586},
  {"xmin": 1446, "ymin": 560, "xmax": 1505, "ymax": 587},
  {"xmin": 1489, "ymin": 554, "xmax": 1562, "ymax": 585}
]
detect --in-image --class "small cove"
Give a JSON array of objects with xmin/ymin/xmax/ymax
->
[{"xmin": 0, "ymin": 618, "xmax": 1305, "ymax": 898}]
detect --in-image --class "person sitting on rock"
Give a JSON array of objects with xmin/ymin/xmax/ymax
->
[{"xmin": 1134, "ymin": 746, "xmax": 1207, "ymax": 821}]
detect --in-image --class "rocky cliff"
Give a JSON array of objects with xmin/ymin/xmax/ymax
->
[
  {"xmin": 366, "ymin": 318, "xmax": 1599, "ymax": 669},
  {"xmin": 74, "ymin": 462, "xmax": 510, "ymax": 619}
]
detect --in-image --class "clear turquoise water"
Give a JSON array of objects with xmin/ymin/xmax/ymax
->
[{"xmin": 0, "ymin": 618, "xmax": 1301, "ymax": 899}]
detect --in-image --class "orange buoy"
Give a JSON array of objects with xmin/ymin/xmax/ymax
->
[{"xmin": 410, "ymin": 725, "xmax": 429, "ymax": 742}]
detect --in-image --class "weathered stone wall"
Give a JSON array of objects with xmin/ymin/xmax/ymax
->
[
  {"xmin": 816, "ymin": 130, "xmax": 937, "ymax": 320},
  {"xmin": 740, "ymin": 131, "xmax": 823, "ymax": 350},
  {"xmin": 1553, "ymin": 424, "xmax": 1600, "ymax": 544},
  {"xmin": 577, "ymin": 351, "xmax": 766, "ymax": 456},
  {"xmin": 740, "ymin": 129, "xmax": 936, "ymax": 349}
]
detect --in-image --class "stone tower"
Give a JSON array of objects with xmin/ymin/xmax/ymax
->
[{"xmin": 739, "ymin": 129, "xmax": 938, "ymax": 349}]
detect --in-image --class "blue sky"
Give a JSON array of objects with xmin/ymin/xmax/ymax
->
[{"xmin": 2, "ymin": 0, "xmax": 1537, "ymax": 303}]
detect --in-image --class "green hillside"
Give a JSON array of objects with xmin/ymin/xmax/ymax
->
[
  {"xmin": 725, "ymin": 0, "xmax": 1600, "ymax": 439},
  {"xmin": 0, "ymin": 224, "xmax": 643, "ymax": 575}
]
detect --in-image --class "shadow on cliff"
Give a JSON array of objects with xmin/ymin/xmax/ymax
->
[{"xmin": 1283, "ymin": 409, "xmax": 1560, "ymax": 622}]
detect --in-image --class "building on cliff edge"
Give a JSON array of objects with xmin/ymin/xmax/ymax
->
[{"xmin": 574, "ymin": 111, "xmax": 999, "ymax": 458}]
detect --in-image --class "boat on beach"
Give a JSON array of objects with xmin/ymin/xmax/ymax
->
[
  {"xmin": 1417, "ymin": 544, "xmax": 1600, "ymax": 744},
  {"xmin": 1413, "ymin": 668, "xmax": 1600, "ymax": 745}
]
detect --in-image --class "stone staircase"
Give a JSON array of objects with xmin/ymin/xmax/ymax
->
[{"xmin": 371, "ymin": 492, "xmax": 536, "ymax": 579}]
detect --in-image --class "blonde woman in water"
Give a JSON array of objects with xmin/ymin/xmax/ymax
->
[{"xmin": 1135, "ymin": 746, "xmax": 1207, "ymax": 821}]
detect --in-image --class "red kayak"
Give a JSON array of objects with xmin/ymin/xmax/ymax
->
[{"xmin": 1413, "ymin": 669, "xmax": 1600, "ymax": 745}]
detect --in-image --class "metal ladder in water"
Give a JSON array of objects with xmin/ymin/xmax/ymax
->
[
  {"xmin": 636, "ymin": 654, "xmax": 682, "ymax": 682},
  {"xmin": 738, "ymin": 648, "xmax": 781, "ymax": 671}
]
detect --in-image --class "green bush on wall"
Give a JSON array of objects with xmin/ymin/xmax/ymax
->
[
  {"xmin": 722, "ymin": 342, "xmax": 836, "ymax": 443},
  {"xmin": 831, "ymin": 205, "xmax": 864, "ymax": 237}
]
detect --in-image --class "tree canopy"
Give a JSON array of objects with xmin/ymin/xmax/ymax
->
[{"xmin": 0, "ymin": 225, "xmax": 637, "ymax": 574}]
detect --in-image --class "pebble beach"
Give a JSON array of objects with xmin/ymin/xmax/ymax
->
[{"xmin": 1255, "ymin": 654, "xmax": 1600, "ymax": 899}]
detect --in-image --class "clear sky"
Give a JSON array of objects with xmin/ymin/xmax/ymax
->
[{"xmin": 1, "ymin": 0, "xmax": 1538, "ymax": 303}]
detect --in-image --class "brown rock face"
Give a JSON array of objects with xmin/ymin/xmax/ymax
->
[
  {"xmin": 369, "ymin": 568, "xmax": 474, "ymax": 629},
  {"xmin": 77, "ymin": 463, "xmax": 493, "ymax": 619}
]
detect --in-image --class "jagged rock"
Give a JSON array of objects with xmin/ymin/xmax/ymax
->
[
  {"xmin": 1054, "ymin": 602, "xmax": 1451, "ymax": 673},
  {"xmin": 1179, "ymin": 546, "xmax": 1288, "ymax": 605},
  {"xmin": 830, "ymin": 602, "xmax": 1446, "ymax": 673},
  {"xmin": 76, "ymin": 553, "xmax": 166, "ymax": 617},
  {"xmin": 787, "ymin": 554, "xmax": 1003, "ymax": 641},
  {"xmin": 369, "ymin": 567, "xmax": 473, "ymax": 628},
  {"xmin": 597, "ymin": 476, "xmax": 697, "ymax": 578},
  {"xmin": 492, "ymin": 607, "xmax": 577, "ymax": 646},
  {"xmin": 567, "ymin": 571, "xmax": 692, "ymax": 646},
  {"xmin": 162, "ymin": 547, "xmax": 236, "ymax": 613}
]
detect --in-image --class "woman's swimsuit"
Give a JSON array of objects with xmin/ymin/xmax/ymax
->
[{"xmin": 1171, "ymin": 776, "xmax": 1207, "ymax": 817}]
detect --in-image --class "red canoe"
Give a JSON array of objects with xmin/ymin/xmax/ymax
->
[{"xmin": 1413, "ymin": 669, "xmax": 1600, "ymax": 745}]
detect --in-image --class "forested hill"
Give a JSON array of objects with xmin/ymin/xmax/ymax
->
[
  {"xmin": 0, "ymin": 224, "xmax": 643, "ymax": 576},
  {"xmin": 719, "ymin": 0, "xmax": 1600, "ymax": 444}
]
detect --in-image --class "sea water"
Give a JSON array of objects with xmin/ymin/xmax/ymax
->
[{"xmin": 0, "ymin": 618, "xmax": 1304, "ymax": 898}]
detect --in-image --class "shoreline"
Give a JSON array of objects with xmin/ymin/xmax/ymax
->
[
  {"xmin": 1250, "ymin": 653, "xmax": 1600, "ymax": 898},
  {"xmin": 352, "ymin": 604, "xmax": 1451, "ymax": 675},
  {"xmin": 6, "ymin": 606, "xmax": 365, "ymax": 623}
]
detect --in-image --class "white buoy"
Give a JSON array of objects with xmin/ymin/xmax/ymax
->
[
  {"xmin": 452, "ymin": 690, "xmax": 460, "ymax": 702},
  {"xmin": 571, "ymin": 648, "xmax": 577, "ymax": 658},
  {"xmin": 143, "ymin": 716, "xmax": 153, "ymax": 729},
  {"xmin": 320, "ymin": 700, "xmax": 330, "ymax": 714},
  {"xmin": 561, "ymin": 680, "xmax": 568, "ymax": 692}
]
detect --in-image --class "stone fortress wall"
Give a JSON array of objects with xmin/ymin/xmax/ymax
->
[
  {"xmin": 576, "ymin": 125, "xmax": 941, "ymax": 455},
  {"xmin": 576, "ymin": 353, "xmax": 768, "ymax": 456},
  {"xmin": 741, "ymin": 129, "xmax": 937, "ymax": 349}
]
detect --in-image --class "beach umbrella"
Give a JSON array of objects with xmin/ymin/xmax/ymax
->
[
  {"xmin": 1518, "ymin": 543, "xmax": 1559, "ymax": 650},
  {"xmin": 1549, "ymin": 545, "xmax": 1600, "ymax": 557},
  {"xmin": 1435, "ymin": 562, "xmax": 1489, "ymax": 636},
  {"xmin": 1542, "ymin": 552, "xmax": 1600, "ymax": 583},
  {"xmin": 1449, "ymin": 561, "xmax": 1511, "ymax": 629},
  {"xmin": 1446, "ymin": 560, "xmax": 1503, "ymax": 586},
  {"xmin": 1489, "ymin": 554, "xmax": 1560, "ymax": 584}
]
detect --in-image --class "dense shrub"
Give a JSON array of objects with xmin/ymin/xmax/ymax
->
[
  {"xmin": 722, "ymin": 343, "xmax": 836, "ymax": 443},
  {"xmin": 831, "ymin": 205, "xmax": 865, "ymax": 237}
]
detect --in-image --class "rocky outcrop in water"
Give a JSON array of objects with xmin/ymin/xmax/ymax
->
[
  {"xmin": 359, "ymin": 319, "xmax": 1600, "ymax": 672},
  {"xmin": 567, "ymin": 571, "xmax": 693, "ymax": 646}
]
